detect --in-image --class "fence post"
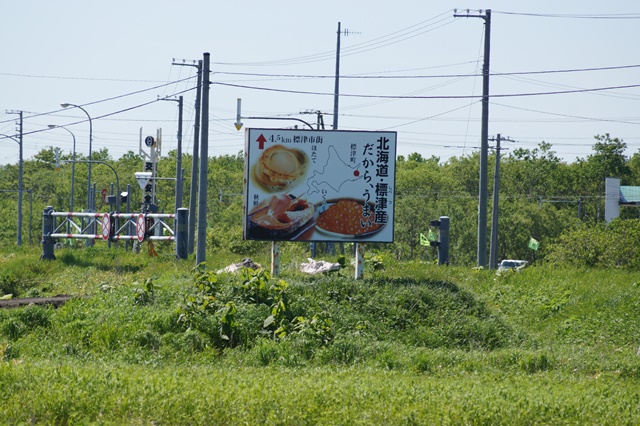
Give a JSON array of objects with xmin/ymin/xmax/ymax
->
[
  {"xmin": 175, "ymin": 208, "xmax": 188, "ymax": 260},
  {"xmin": 41, "ymin": 206, "xmax": 56, "ymax": 260},
  {"xmin": 355, "ymin": 243, "xmax": 365, "ymax": 279},
  {"xmin": 271, "ymin": 241, "xmax": 281, "ymax": 277}
]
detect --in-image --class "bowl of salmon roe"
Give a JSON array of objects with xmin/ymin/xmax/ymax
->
[{"xmin": 315, "ymin": 199, "xmax": 383, "ymax": 237}]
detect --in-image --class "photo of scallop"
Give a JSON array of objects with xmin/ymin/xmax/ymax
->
[{"xmin": 252, "ymin": 145, "xmax": 308, "ymax": 191}]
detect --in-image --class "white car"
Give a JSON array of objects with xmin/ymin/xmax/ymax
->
[{"xmin": 498, "ymin": 259, "xmax": 528, "ymax": 272}]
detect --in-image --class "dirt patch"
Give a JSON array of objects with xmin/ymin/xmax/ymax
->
[{"xmin": 0, "ymin": 295, "xmax": 75, "ymax": 309}]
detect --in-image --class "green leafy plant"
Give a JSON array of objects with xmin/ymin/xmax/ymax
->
[
  {"xmin": 133, "ymin": 277, "xmax": 159, "ymax": 306},
  {"xmin": 216, "ymin": 302, "xmax": 238, "ymax": 344}
]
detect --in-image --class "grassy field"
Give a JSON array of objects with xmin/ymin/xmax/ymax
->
[{"xmin": 1, "ymin": 245, "xmax": 639, "ymax": 424}]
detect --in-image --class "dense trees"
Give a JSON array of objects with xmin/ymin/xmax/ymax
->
[{"xmin": 0, "ymin": 135, "xmax": 637, "ymax": 267}]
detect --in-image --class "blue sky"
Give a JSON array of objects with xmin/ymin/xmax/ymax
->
[{"xmin": 1, "ymin": 0, "xmax": 639, "ymax": 166}]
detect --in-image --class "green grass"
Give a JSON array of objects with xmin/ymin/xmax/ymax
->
[
  {"xmin": 1, "ymin": 362, "xmax": 639, "ymax": 425},
  {"xmin": 1, "ymin": 246, "xmax": 640, "ymax": 424}
]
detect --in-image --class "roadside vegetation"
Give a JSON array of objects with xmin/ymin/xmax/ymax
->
[
  {"xmin": 1, "ymin": 134, "xmax": 639, "ymax": 422},
  {"xmin": 1, "ymin": 245, "xmax": 639, "ymax": 424}
]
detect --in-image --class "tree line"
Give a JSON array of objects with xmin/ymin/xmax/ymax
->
[{"xmin": 1, "ymin": 133, "xmax": 638, "ymax": 267}]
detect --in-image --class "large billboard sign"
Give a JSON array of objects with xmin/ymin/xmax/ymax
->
[{"xmin": 243, "ymin": 128, "xmax": 397, "ymax": 243}]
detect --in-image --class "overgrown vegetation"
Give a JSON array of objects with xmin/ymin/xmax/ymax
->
[
  {"xmin": 0, "ymin": 246, "xmax": 639, "ymax": 423},
  {"xmin": 2, "ymin": 134, "xmax": 639, "ymax": 265},
  {"xmin": 1, "ymin": 134, "xmax": 640, "ymax": 422}
]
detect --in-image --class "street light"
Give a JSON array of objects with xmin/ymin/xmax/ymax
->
[
  {"xmin": 60, "ymin": 103, "xmax": 92, "ymax": 213},
  {"xmin": 61, "ymin": 103, "xmax": 93, "ymax": 247},
  {"xmin": 0, "ymin": 133, "xmax": 23, "ymax": 246},
  {"xmin": 48, "ymin": 125, "xmax": 76, "ymax": 216}
]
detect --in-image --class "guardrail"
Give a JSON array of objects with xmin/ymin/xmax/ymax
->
[{"xmin": 41, "ymin": 206, "xmax": 188, "ymax": 260}]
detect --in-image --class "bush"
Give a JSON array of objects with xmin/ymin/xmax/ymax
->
[{"xmin": 546, "ymin": 219, "xmax": 640, "ymax": 269}]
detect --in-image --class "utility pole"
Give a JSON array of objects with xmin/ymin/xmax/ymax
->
[
  {"xmin": 333, "ymin": 22, "xmax": 342, "ymax": 131},
  {"xmin": 172, "ymin": 59, "xmax": 202, "ymax": 255},
  {"xmin": 332, "ymin": 23, "xmax": 359, "ymax": 130},
  {"xmin": 196, "ymin": 52, "xmax": 210, "ymax": 267},
  {"xmin": 454, "ymin": 9, "xmax": 491, "ymax": 267},
  {"xmin": 160, "ymin": 94, "xmax": 184, "ymax": 213},
  {"xmin": 331, "ymin": 23, "xmax": 357, "ymax": 256},
  {"xmin": 6, "ymin": 110, "xmax": 23, "ymax": 246},
  {"xmin": 176, "ymin": 95, "xmax": 183, "ymax": 211},
  {"xmin": 489, "ymin": 133, "xmax": 514, "ymax": 269}
]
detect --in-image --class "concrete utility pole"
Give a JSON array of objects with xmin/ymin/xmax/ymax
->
[
  {"xmin": 11, "ymin": 111, "xmax": 23, "ymax": 246},
  {"xmin": 489, "ymin": 133, "xmax": 514, "ymax": 269},
  {"xmin": 173, "ymin": 59, "xmax": 203, "ymax": 255},
  {"xmin": 331, "ymin": 23, "xmax": 357, "ymax": 256},
  {"xmin": 160, "ymin": 95, "xmax": 184, "ymax": 213},
  {"xmin": 176, "ymin": 95, "xmax": 183, "ymax": 211},
  {"xmin": 454, "ymin": 9, "xmax": 492, "ymax": 267},
  {"xmin": 196, "ymin": 52, "xmax": 210, "ymax": 267},
  {"xmin": 333, "ymin": 22, "xmax": 342, "ymax": 131},
  {"xmin": 1, "ymin": 123, "xmax": 23, "ymax": 246}
]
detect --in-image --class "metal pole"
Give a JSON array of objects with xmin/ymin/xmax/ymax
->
[
  {"xmin": 61, "ymin": 104, "xmax": 92, "ymax": 211},
  {"xmin": 188, "ymin": 60, "xmax": 203, "ymax": 255},
  {"xmin": 175, "ymin": 96, "xmax": 184, "ymax": 212},
  {"xmin": 41, "ymin": 206, "xmax": 56, "ymax": 260},
  {"xmin": 126, "ymin": 183, "xmax": 132, "ymax": 250},
  {"xmin": 243, "ymin": 116, "xmax": 314, "ymax": 130},
  {"xmin": 48, "ymin": 125, "xmax": 76, "ymax": 225},
  {"xmin": 28, "ymin": 189, "xmax": 33, "ymax": 245},
  {"xmin": 196, "ymin": 52, "xmax": 210, "ymax": 267},
  {"xmin": 61, "ymin": 103, "xmax": 93, "ymax": 245},
  {"xmin": 438, "ymin": 217, "xmax": 450, "ymax": 266},
  {"xmin": 176, "ymin": 207, "xmax": 188, "ymax": 260}
]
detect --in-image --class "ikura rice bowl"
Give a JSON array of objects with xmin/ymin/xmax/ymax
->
[{"xmin": 316, "ymin": 199, "xmax": 382, "ymax": 236}]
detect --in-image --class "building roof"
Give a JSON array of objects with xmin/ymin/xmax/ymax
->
[{"xmin": 620, "ymin": 186, "xmax": 640, "ymax": 204}]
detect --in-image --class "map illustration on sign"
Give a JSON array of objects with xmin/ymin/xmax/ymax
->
[
  {"xmin": 243, "ymin": 129, "xmax": 397, "ymax": 243},
  {"xmin": 306, "ymin": 145, "xmax": 363, "ymax": 195}
]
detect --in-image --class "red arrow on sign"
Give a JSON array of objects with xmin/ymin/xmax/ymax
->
[{"xmin": 256, "ymin": 134, "xmax": 267, "ymax": 150}]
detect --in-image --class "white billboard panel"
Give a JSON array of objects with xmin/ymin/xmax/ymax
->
[{"xmin": 243, "ymin": 128, "xmax": 397, "ymax": 243}]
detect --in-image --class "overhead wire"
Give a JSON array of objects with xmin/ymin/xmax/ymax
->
[
  {"xmin": 214, "ymin": 63, "xmax": 640, "ymax": 80},
  {"xmin": 493, "ymin": 11, "xmax": 640, "ymax": 19},
  {"xmin": 490, "ymin": 101, "xmax": 640, "ymax": 126},
  {"xmin": 211, "ymin": 11, "xmax": 456, "ymax": 67},
  {"xmin": 213, "ymin": 81, "xmax": 640, "ymax": 99},
  {"xmin": 0, "ymin": 75, "xmax": 197, "ymax": 126}
]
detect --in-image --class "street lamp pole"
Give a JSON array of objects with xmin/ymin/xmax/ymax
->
[
  {"xmin": 48, "ymin": 125, "xmax": 76, "ymax": 216},
  {"xmin": 61, "ymin": 103, "xmax": 93, "ymax": 247},
  {"xmin": 61, "ymin": 103, "xmax": 92, "ymax": 213},
  {"xmin": 0, "ymin": 133, "xmax": 23, "ymax": 246}
]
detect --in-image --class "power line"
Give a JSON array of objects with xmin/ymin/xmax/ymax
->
[
  {"xmin": 493, "ymin": 11, "xmax": 640, "ymax": 19},
  {"xmin": 213, "ymin": 81, "xmax": 640, "ymax": 99},
  {"xmin": 0, "ymin": 76, "xmax": 197, "ymax": 125},
  {"xmin": 0, "ymin": 72, "xmax": 169, "ymax": 83},
  {"xmin": 211, "ymin": 11, "xmax": 456, "ymax": 67},
  {"xmin": 214, "ymin": 63, "xmax": 640, "ymax": 80},
  {"xmin": 15, "ymin": 86, "xmax": 197, "ymax": 139},
  {"xmin": 490, "ymin": 101, "xmax": 640, "ymax": 126}
]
